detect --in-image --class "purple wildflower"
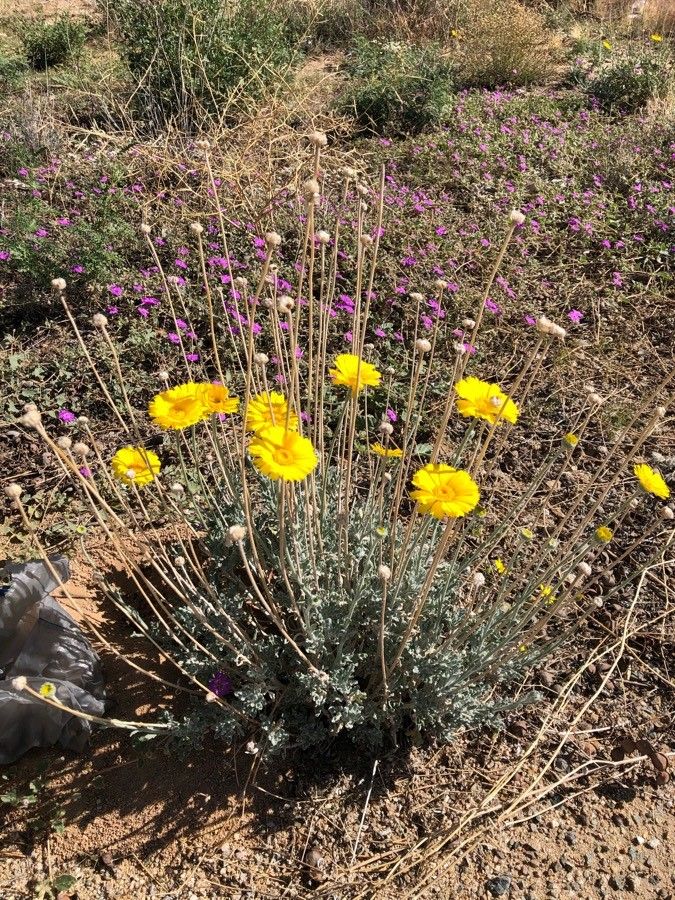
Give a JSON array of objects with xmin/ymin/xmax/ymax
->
[
  {"xmin": 484, "ymin": 298, "xmax": 502, "ymax": 315},
  {"xmin": 58, "ymin": 409, "xmax": 76, "ymax": 424},
  {"xmin": 108, "ymin": 284, "xmax": 123, "ymax": 298},
  {"xmin": 567, "ymin": 309, "xmax": 584, "ymax": 324},
  {"xmin": 207, "ymin": 672, "xmax": 233, "ymax": 697}
]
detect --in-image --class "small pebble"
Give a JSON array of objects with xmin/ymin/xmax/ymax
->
[
  {"xmin": 647, "ymin": 837, "xmax": 660, "ymax": 849},
  {"xmin": 486, "ymin": 875, "xmax": 512, "ymax": 897}
]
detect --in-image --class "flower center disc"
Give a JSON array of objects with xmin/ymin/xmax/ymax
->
[{"xmin": 274, "ymin": 448, "xmax": 294, "ymax": 465}]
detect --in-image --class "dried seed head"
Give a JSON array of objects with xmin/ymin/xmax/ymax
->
[
  {"xmin": 434, "ymin": 278, "xmax": 448, "ymax": 290},
  {"xmin": 190, "ymin": 222, "xmax": 204, "ymax": 235},
  {"xmin": 139, "ymin": 223, "xmax": 151, "ymax": 235},
  {"xmin": 383, "ymin": 471, "xmax": 392, "ymax": 482},
  {"xmin": 11, "ymin": 676, "xmax": 27, "ymax": 691},
  {"xmin": 170, "ymin": 482, "xmax": 184, "ymax": 496},
  {"xmin": 343, "ymin": 166, "xmax": 357, "ymax": 179},
  {"xmin": 378, "ymin": 564, "xmax": 392, "ymax": 582},
  {"xmin": 254, "ymin": 352, "xmax": 269, "ymax": 366},
  {"xmin": 234, "ymin": 276, "xmax": 248, "ymax": 288},
  {"xmin": 19, "ymin": 409, "xmax": 43, "ymax": 429},
  {"xmin": 174, "ymin": 556, "xmax": 186, "ymax": 567},
  {"xmin": 410, "ymin": 292, "xmax": 424, "ymax": 303},
  {"xmin": 577, "ymin": 562, "xmax": 592, "ymax": 577},
  {"xmin": 125, "ymin": 468, "xmax": 137, "ymax": 481},
  {"xmin": 93, "ymin": 313, "xmax": 108, "ymax": 329},
  {"xmin": 77, "ymin": 415, "xmax": 89, "ymax": 424},
  {"xmin": 550, "ymin": 323, "xmax": 567, "ymax": 340},
  {"xmin": 509, "ymin": 209, "xmax": 526, "ymax": 226},
  {"xmin": 265, "ymin": 231, "xmax": 282, "ymax": 248},
  {"xmin": 587, "ymin": 393, "xmax": 602, "ymax": 406},
  {"xmin": 51, "ymin": 277, "xmax": 67, "ymax": 292},
  {"xmin": 23, "ymin": 402, "xmax": 38, "ymax": 412},
  {"xmin": 303, "ymin": 178, "xmax": 320, "ymax": 201},
  {"xmin": 660, "ymin": 506, "xmax": 674, "ymax": 521},
  {"xmin": 462, "ymin": 318, "xmax": 476, "ymax": 329},
  {"xmin": 454, "ymin": 342, "xmax": 467, "ymax": 355},
  {"xmin": 317, "ymin": 230, "xmax": 331, "ymax": 244},
  {"xmin": 226, "ymin": 525, "xmax": 247, "ymax": 546},
  {"xmin": 159, "ymin": 370, "xmax": 170, "ymax": 382},
  {"xmin": 357, "ymin": 183, "xmax": 369, "ymax": 198},
  {"xmin": 472, "ymin": 571, "xmax": 486, "ymax": 588},
  {"xmin": 73, "ymin": 442, "xmax": 90, "ymax": 456},
  {"xmin": 195, "ymin": 138, "xmax": 211, "ymax": 149},
  {"xmin": 277, "ymin": 296, "xmax": 295, "ymax": 315},
  {"xmin": 379, "ymin": 421, "xmax": 394, "ymax": 437},
  {"xmin": 655, "ymin": 406, "xmax": 667, "ymax": 418},
  {"xmin": 415, "ymin": 338, "xmax": 432, "ymax": 353},
  {"xmin": 308, "ymin": 130, "xmax": 328, "ymax": 148},
  {"xmin": 57, "ymin": 436, "xmax": 72, "ymax": 450},
  {"xmin": 4, "ymin": 483, "xmax": 22, "ymax": 500},
  {"xmin": 359, "ymin": 234, "xmax": 373, "ymax": 248},
  {"xmin": 536, "ymin": 315, "xmax": 554, "ymax": 335}
]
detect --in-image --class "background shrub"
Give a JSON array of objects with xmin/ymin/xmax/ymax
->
[
  {"xmin": 454, "ymin": 0, "xmax": 563, "ymax": 88},
  {"xmin": 339, "ymin": 38, "xmax": 455, "ymax": 135},
  {"xmin": 103, "ymin": 0, "xmax": 298, "ymax": 130},
  {"xmin": 586, "ymin": 45, "xmax": 673, "ymax": 111},
  {"xmin": 20, "ymin": 15, "xmax": 87, "ymax": 71}
]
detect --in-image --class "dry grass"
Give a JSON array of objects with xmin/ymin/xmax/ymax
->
[
  {"xmin": 643, "ymin": 0, "xmax": 675, "ymax": 34},
  {"xmin": 454, "ymin": 0, "xmax": 563, "ymax": 87}
]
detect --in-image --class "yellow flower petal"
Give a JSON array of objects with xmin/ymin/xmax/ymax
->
[
  {"xmin": 410, "ymin": 463, "xmax": 480, "ymax": 519},
  {"xmin": 370, "ymin": 442, "xmax": 403, "ymax": 458},
  {"xmin": 148, "ymin": 382, "xmax": 207, "ymax": 430},
  {"xmin": 634, "ymin": 463, "xmax": 670, "ymax": 500},
  {"xmin": 249, "ymin": 426, "xmax": 317, "ymax": 482},
  {"xmin": 455, "ymin": 377, "xmax": 519, "ymax": 426},
  {"xmin": 197, "ymin": 382, "xmax": 239, "ymax": 415},
  {"xmin": 329, "ymin": 354, "xmax": 381, "ymax": 394},
  {"xmin": 245, "ymin": 392, "xmax": 298, "ymax": 433},
  {"xmin": 111, "ymin": 446, "xmax": 161, "ymax": 486}
]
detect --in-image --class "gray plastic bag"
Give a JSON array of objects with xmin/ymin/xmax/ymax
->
[{"xmin": 0, "ymin": 556, "xmax": 106, "ymax": 764}]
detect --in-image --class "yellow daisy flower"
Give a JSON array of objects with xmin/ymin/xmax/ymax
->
[
  {"xmin": 521, "ymin": 527, "xmax": 534, "ymax": 540},
  {"xmin": 197, "ymin": 382, "xmax": 239, "ymax": 415},
  {"xmin": 112, "ymin": 446, "xmax": 161, "ymax": 486},
  {"xmin": 245, "ymin": 392, "xmax": 298, "ymax": 433},
  {"xmin": 563, "ymin": 432, "xmax": 579, "ymax": 447},
  {"xmin": 39, "ymin": 682, "xmax": 56, "ymax": 698},
  {"xmin": 650, "ymin": 33, "xmax": 663, "ymax": 43},
  {"xmin": 249, "ymin": 426, "xmax": 317, "ymax": 482},
  {"xmin": 370, "ymin": 442, "xmax": 403, "ymax": 458},
  {"xmin": 410, "ymin": 463, "xmax": 480, "ymax": 519},
  {"xmin": 539, "ymin": 584, "xmax": 555, "ymax": 603},
  {"xmin": 455, "ymin": 376, "xmax": 519, "ymax": 426},
  {"xmin": 148, "ymin": 382, "xmax": 207, "ymax": 430},
  {"xmin": 494, "ymin": 558, "xmax": 507, "ymax": 574},
  {"xmin": 329, "ymin": 353, "xmax": 381, "ymax": 394},
  {"xmin": 602, "ymin": 39, "xmax": 612, "ymax": 50},
  {"xmin": 595, "ymin": 525, "xmax": 613, "ymax": 544},
  {"xmin": 634, "ymin": 463, "xmax": 670, "ymax": 500}
]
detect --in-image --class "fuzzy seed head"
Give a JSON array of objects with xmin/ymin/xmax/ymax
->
[
  {"xmin": 190, "ymin": 222, "xmax": 204, "ymax": 235},
  {"xmin": 536, "ymin": 315, "xmax": 554, "ymax": 335},
  {"xmin": 277, "ymin": 296, "xmax": 295, "ymax": 315},
  {"xmin": 303, "ymin": 178, "xmax": 320, "ymax": 201},
  {"xmin": 19, "ymin": 409, "xmax": 42, "ymax": 429},
  {"xmin": 462, "ymin": 318, "xmax": 476, "ymax": 329},
  {"xmin": 234, "ymin": 276, "xmax": 248, "ymax": 288},
  {"xmin": 92, "ymin": 313, "xmax": 108, "ymax": 329},
  {"xmin": 308, "ymin": 130, "xmax": 328, "ymax": 148},
  {"xmin": 265, "ymin": 231, "xmax": 282, "ymax": 248},
  {"xmin": 125, "ymin": 468, "xmax": 137, "ymax": 481},
  {"xmin": 57, "ymin": 436, "xmax": 72, "ymax": 450},
  {"xmin": 359, "ymin": 234, "xmax": 373, "ymax": 248},
  {"xmin": 254, "ymin": 352, "xmax": 269, "ymax": 367},
  {"xmin": 660, "ymin": 506, "xmax": 674, "ymax": 521},
  {"xmin": 415, "ymin": 338, "xmax": 432, "ymax": 354},
  {"xmin": 11, "ymin": 676, "xmax": 27, "ymax": 691},
  {"xmin": 159, "ymin": 370, "xmax": 170, "ymax": 382},
  {"xmin": 410, "ymin": 292, "xmax": 424, "ymax": 303},
  {"xmin": 226, "ymin": 525, "xmax": 247, "ymax": 546},
  {"xmin": 317, "ymin": 230, "xmax": 330, "ymax": 245},
  {"xmin": 434, "ymin": 279, "xmax": 448, "ymax": 290},
  {"xmin": 656, "ymin": 406, "xmax": 667, "ymax": 418},
  {"xmin": 588, "ymin": 393, "xmax": 602, "ymax": 406},
  {"xmin": 550, "ymin": 323, "xmax": 567, "ymax": 340},
  {"xmin": 509, "ymin": 209, "xmax": 526, "ymax": 225},
  {"xmin": 77, "ymin": 415, "xmax": 89, "ymax": 424},
  {"xmin": 195, "ymin": 138, "xmax": 211, "ymax": 150},
  {"xmin": 379, "ymin": 421, "xmax": 394, "ymax": 437},
  {"xmin": 174, "ymin": 556, "xmax": 186, "ymax": 567},
  {"xmin": 577, "ymin": 562, "xmax": 592, "ymax": 577},
  {"xmin": 139, "ymin": 223, "xmax": 151, "ymax": 235},
  {"xmin": 51, "ymin": 277, "xmax": 67, "ymax": 292},
  {"xmin": 170, "ymin": 482, "xmax": 185, "ymax": 496},
  {"xmin": 73, "ymin": 442, "xmax": 90, "ymax": 456},
  {"xmin": 4, "ymin": 483, "xmax": 22, "ymax": 500},
  {"xmin": 377, "ymin": 564, "xmax": 392, "ymax": 582},
  {"xmin": 472, "ymin": 571, "xmax": 486, "ymax": 588}
]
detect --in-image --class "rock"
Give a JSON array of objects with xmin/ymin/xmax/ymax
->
[
  {"xmin": 634, "ymin": 836, "xmax": 646, "ymax": 846},
  {"xmin": 564, "ymin": 831, "xmax": 577, "ymax": 846},
  {"xmin": 609, "ymin": 875, "xmax": 625, "ymax": 891},
  {"xmin": 647, "ymin": 837, "xmax": 660, "ymax": 849},
  {"xmin": 584, "ymin": 852, "xmax": 597, "ymax": 868},
  {"xmin": 625, "ymin": 875, "xmax": 640, "ymax": 892},
  {"xmin": 486, "ymin": 875, "xmax": 512, "ymax": 896}
]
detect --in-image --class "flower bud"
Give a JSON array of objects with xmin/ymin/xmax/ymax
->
[
  {"xmin": 265, "ymin": 231, "xmax": 282, "ymax": 248},
  {"xmin": 379, "ymin": 421, "xmax": 394, "ymax": 437},
  {"xmin": 93, "ymin": 313, "xmax": 108, "ymax": 329},
  {"xmin": 509, "ymin": 209, "xmax": 526, "ymax": 226},
  {"xmin": 51, "ymin": 277, "xmax": 67, "ymax": 292}
]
